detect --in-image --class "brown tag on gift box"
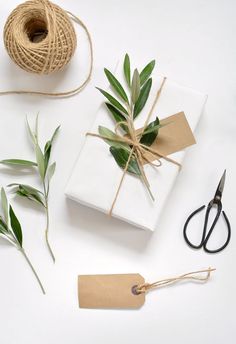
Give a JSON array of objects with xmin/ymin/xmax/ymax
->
[
  {"xmin": 78, "ymin": 274, "xmax": 145, "ymax": 309},
  {"xmin": 135, "ymin": 111, "xmax": 196, "ymax": 164}
]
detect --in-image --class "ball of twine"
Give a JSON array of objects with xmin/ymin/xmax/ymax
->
[{"xmin": 4, "ymin": 0, "xmax": 77, "ymax": 75}]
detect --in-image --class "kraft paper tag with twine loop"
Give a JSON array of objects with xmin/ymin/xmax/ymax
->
[
  {"xmin": 1, "ymin": 0, "xmax": 93, "ymax": 98},
  {"xmin": 87, "ymin": 76, "xmax": 196, "ymax": 215},
  {"xmin": 78, "ymin": 268, "xmax": 215, "ymax": 309}
]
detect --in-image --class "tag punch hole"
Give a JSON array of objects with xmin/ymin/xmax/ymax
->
[{"xmin": 131, "ymin": 285, "xmax": 141, "ymax": 295}]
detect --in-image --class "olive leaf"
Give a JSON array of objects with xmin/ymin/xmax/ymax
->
[
  {"xmin": 0, "ymin": 115, "xmax": 60, "ymax": 263},
  {"xmin": 105, "ymin": 103, "xmax": 128, "ymax": 132},
  {"xmin": 124, "ymin": 53, "xmax": 131, "ymax": 87},
  {"xmin": 44, "ymin": 141, "xmax": 51, "ymax": 172},
  {"xmin": 44, "ymin": 126, "xmax": 60, "ymax": 172},
  {"xmin": 133, "ymin": 78, "xmax": 152, "ymax": 118},
  {"xmin": 97, "ymin": 54, "xmax": 159, "ymax": 198},
  {"xmin": 98, "ymin": 126, "xmax": 130, "ymax": 151},
  {"xmin": 110, "ymin": 146, "xmax": 141, "ymax": 175},
  {"xmin": 140, "ymin": 117, "xmax": 162, "ymax": 146},
  {"xmin": 9, "ymin": 205, "xmax": 23, "ymax": 247},
  {"xmin": 35, "ymin": 144, "xmax": 45, "ymax": 180},
  {"xmin": 140, "ymin": 60, "xmax": 155, "ymax": 86},
  {"xmin": 0, "ymin": 159, "xmax": 37, "ymax": 167},
  {"xmin": 0, "ymin": 189, "xmax": 45, "ymax": 293},
  {"xmin": 35, "ymin": 113, "xmax": 39, "ymax": 142},
  {"xmin": 96, "ymin": 88, "xmax": 128, "ymax": 115},
  {"xmin": 131, "ymin": 69, "xmax": 140, "ymax": 104},
  {"xmin": 50, "ymin": 126, "xmax": 60, "ymax": 143},
  {"xmin": 1, "ymin": 187, "xmax": 9, "ymax": 225},
  {"xmin": 47, "ymin": 162, "xmax": 56, "ymax": 183},
  {"xmin": 9, "ymin": 184, "xmax": 45, "ymax": 207},
  {"xmin": 104, "ymin": 69, "xmax": 129, "ymax": 102},
  {"xmin": 26, "ymin": 117, "xmax": 37, "ymax": 145},
  {"xmin": 0, "ymin": 217, "xmax": 8, "ymax": 234}
]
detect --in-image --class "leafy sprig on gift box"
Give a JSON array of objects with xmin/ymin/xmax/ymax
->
[
  {"xmin": 0, "ymin": 116, "xmax": 60, "ymax": 262},
  {"xmin": 0, "ymin": 187, "xmax": 45, "ymax": 294},
  {"xmin": 96, "ymin": 54, "xmax": 164, "ymax": 198}
]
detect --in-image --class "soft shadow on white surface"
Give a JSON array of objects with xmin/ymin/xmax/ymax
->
[
  {"xmin": 3, "ymin": 59, "xmax": 70, "ymax": 90},
  {"xmin": 65, "ymin": 198, "xmax": 153, "ymax": 252},
  {"xmin": 0, "ymin": 237, "xmax": 12, "ymax": 247}
]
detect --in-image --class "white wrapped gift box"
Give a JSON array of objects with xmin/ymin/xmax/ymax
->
[{"xmin": 65, "ymin": 71, "xmax": 207, "ymax": 231}]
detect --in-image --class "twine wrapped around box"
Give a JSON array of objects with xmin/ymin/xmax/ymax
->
[{"xmin": 87, "ymin": 77, "xmax": 196, "ymax": 215}]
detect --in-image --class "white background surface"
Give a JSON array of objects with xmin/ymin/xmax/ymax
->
[{"xmin": 0, "ymin": 0, "xmax": 235, "ymax": 343}]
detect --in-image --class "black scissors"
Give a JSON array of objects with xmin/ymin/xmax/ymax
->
[{"xmin": 183, "ymin": 170, "xmax": 231, "ymax": 253}]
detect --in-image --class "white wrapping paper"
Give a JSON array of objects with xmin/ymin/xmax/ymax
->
[{"xmin": 65, "ymin": 71, "xmax": 207, "ymax": 231}]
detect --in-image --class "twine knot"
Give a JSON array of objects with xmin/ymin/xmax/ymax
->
[{"xmin": 87, "ymin": 77, "xmax": 181, "ymax": 214}]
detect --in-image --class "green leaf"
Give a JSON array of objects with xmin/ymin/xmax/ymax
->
[
  {"xmin": 26, "ymin": 117, "xmax": 36, "ymax": 145},
  {"xmin": 0, "ymin": 224, "xmax": 7, "ymax": 235},
  {"xmin": 8, "ymin": 184, "xmax": 45, "ymax": 207},
  {"xmin": 96, "ymin": 88, "xmax": 128, "ymax": 115},
  {"xmin": 131, "ymin": 69, "xmax": 140, "ymax": 104},
  {"xmin": 140, "ymin": 60, "xmax": 155, "ymax": 86},
  {"xmin": 44, "ymin": 125, "xmax": 60, "ymax": 172},
  {"xmin": 1, "ymin": 187, "xmax": 8, "ymax": 225},
  {"xmin": 0, "ymin": 159, "xmax": 37, "ymax": 167},
  {"xmin": 105, "ymin": 103, "xmax": 128, "ymax": 132},
  {"xmin": 44, "ymin": 141, "xmax": 52, "ymax": 172},
  {"xmin": 140, "ymin": 117, "xmax": 161, "ymax": 146},
  {"xmin": 124, "ymin": 54, "xmax": 131, "ymax": 87},
  {"xmin": 110, "ymin": 147, "xmax": 141, "ymax": 175},
  {"xmin": 0, "ymin": 217, "xmax": 8, "ymax": 234},
  {"xmin": 47, "ymin": 162, "xmax": 56, "ymax": 182},
  {"xmin": 9, "ymin": 205, "xmax": 23, "ymax": 247},
  {"xmin": 8, "ymin": 183, "xmax": 43, "ymax": 195},
  {"xmin": 133, "ymin": 78, "xmax": 152, "ymax": 118},
  {"xmin": 35, "ymin": 113, "xmax": 39, "ymax": 142},
  {"xmin": 104, "ymin": 69, "xmax": 129, "ymax": 102},
  {"xmin": 15, "ymin": 190, "xmax": 43, "ymax": 206},
  {"xmin": 51, "ymin": 126, "xmax": 60, "ymax": 143},
  {"xmin": 98, "ymin": 126, "xmax": 130, "ymax": 151},
  {"xmin": 35, "ymin": 145, "xmax": 45, "ymax": 180}
]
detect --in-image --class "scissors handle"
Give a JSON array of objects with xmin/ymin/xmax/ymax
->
[
  {"xmin": 183, "ymin": 205, "xmax": 207, "ymax": 249},
  {"xmin": 183, "ymin": 202, "xmax": 231, "ymax": 253}
]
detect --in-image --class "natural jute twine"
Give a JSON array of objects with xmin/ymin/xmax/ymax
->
[
  {"xmin": 2, "ymin": 0, "xmax": 93, "ymax": 97},
  {"xmin": 134, "ymin": 268, "xmax": 215, "ymax": 294},
  {"xmin": 87, "ymin": 77, "xmax": 181, "ymax": 215}
]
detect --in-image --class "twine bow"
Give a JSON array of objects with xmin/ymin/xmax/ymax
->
[
  {"xmin": 87, "ymin": 77, "xmax": 181, "ymax": 215},
  {"xmin": 135, "ymin": 268, "xmax": 215, "ymax": 294}
]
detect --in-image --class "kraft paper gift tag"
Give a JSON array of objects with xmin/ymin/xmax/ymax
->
[
  {"xmin": 78, "ymin": 268, "xmax": 215, "ymax": 309},
  {"xmin": 137, "ymin": 111, "xmax": 196, "ymax": 164},
  {"xmin": 78, "ymin": 274, "xmax": 145, "ymax": 309},
  {"xmin": 65, "ymin": 63, "xmax": 207, "ymax": 231}
]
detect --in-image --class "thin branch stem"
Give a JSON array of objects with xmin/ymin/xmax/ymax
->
[
  {"xmin": 43, "ymin": 182, "xmax": 55, "ymax": 263},
  {"xmin": 20, "ymin": 248, "xmax": 46, "ymax": 294},
  {"xmin": 125, "ymin": 98, "xmax": 155, "ymax": 200}
]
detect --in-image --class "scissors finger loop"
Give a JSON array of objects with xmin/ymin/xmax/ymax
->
[
  {"xmin": 183, "ymin": 205, "xmax": 206, "ymax": 249},
  {"xmin": 203, "ymin": 210, "xmax": 231, "ymax": 253}
]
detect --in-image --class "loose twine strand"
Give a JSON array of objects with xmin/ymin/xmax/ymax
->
[
  {"xmin": 135, "ymin": 268, "xmax": 216, "ymax": 294},
  {"xmin": 87, "ymin": 77, "xmax": 181, "ymax": 215},
  {"xmin": 1, "ymin": 0, "xmax": 93, "ymax": 98}
]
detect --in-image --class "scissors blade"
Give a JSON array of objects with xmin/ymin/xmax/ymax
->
[{"xmin": 213, "ymin": 170, "xmax": 226, "ymax": 201}]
